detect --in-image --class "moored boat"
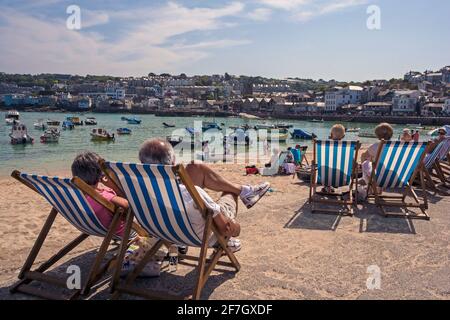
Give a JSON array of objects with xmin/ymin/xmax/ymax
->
[
  {"xmin": 5, "ymin": 110, "xmax": 20, "ymax": 125},
  {"xmin": 47, "ymin": 119, "xmax": 61, "ymax": 126},
  {"xmin": 62, "ymin": 120, "xmax": 74, "ymax": 130},
  {"xmin": 163, "ymin": 122, "xmax": 176, "ymax": 128},
  {"xmin": 310, "ymin": 119, "xmax": 324, "ymax": 123},
  {"xmin": 117, "ymin": 128, "xmax": 132, "ymax": 135},
  {"xmin": 34, "ymin": 119, "xmax": 47, "ymax": 130},
  {"xmin": 345, "ymin": 127, "xmax": 360, "ymax": 133},
  {"xmin": 40, "ymin": 128, "xmax": 60, "ymax": 143},
  {"xmin": 358, "ymin": 131, "xmax": 377, "ymax": 138},
  {"xmin": 126, "ymin": 117, "xmax": 142, "ymax": 125},
  {"xmin": 9, "ymin": 123, "xmax": 34, "ymax": 145},
  {"xmin": 291, "ymin": 128, "xmax": 315, "ymax": 140},
  {"xmin": 85, "ymin": 117, "xmax": 97, "ymax": 125},
  {"xmin": 90, "ymin": 128, "xmax": 115, "ymax": 141},
  {"xmin": 67, "ymin": 116, "xmax": 83, "ymax": 125}
]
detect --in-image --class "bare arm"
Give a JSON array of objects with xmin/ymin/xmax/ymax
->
[
  {"xmin": 213, "ymin": 214, "xmax": 240, "ymax": 238},
  {"xmin": 110, "ymin": 195, "xmax": 129, "ymax": 210}
]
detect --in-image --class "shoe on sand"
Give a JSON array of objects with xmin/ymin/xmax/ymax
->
[{"xmin": 240, "ymin": 182, "xmax": 270, "ymax": 209}]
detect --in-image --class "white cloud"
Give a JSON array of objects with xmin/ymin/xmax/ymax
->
[
  {"xmin": 0, "ymin": 2, "xmax": 249, "ymax": 76},
  {"xmin": 247, "ymin": 8, "xmax": 272, "ymax": 21},
  {"xmin": 257, "ymin": 0, "xmax": 368, "ymax": 21}
]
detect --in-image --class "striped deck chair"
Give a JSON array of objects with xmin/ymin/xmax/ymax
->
[
  {"xmin": 9, "ymin": 170, "xmax": 134, "ymax": 300},
  {"xmin": 309, "ymin": 140, "xmax": 361, "ymax": 216},
  {"xmin": 366, "ymin": 141, "xmax": 430, "ymax": 219},
  {"xmin": 422, "ymin": 137, "xmax": 450, "ymax": 193},
  {"xmin": 100, "ymin": 161, "xmax": 240, "ymax": 300}
]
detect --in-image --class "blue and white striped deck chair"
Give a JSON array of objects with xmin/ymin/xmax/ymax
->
[
  {"xmin": 10, "ymin": 170, "xmax": 130, "ymax": 300},
  {"xmin": 422, "ymin": 137, "xmax": 450, "ymax": 191},
  {"xmin": 101, "ymin": 161, "xmax": 241, "ymax": 300},
  {"xmin": 309, "ymin": 140, "xmax": 361, "ymax": 216},
  {"xmin": 367, "ymin": 141, "xmax": 430, "ymax": 219}
]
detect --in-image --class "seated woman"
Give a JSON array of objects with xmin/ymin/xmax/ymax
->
[
  {"xmin": 71, "ymin": 151, "xmax": 129, "ymax": 237},
  {"xmin": 360, "ymin": 123, "xmax": 394, "ymax": 191}
]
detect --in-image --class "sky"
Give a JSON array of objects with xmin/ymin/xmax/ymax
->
[{"xmin": 0, "ymin": 0, "xmax": 449, "ymax": 82}]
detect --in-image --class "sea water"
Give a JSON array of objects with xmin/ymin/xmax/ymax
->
[{"xmin": 0, "ymin": 111, "xmax": 402, "ymax": 177}]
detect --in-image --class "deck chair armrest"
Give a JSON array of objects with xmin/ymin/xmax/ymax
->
[{"xmin": 72, "ymin": 177, "xmax": 122, "ymax": 216}]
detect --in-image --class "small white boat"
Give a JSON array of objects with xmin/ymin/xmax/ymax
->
[
  {"xmin": 34, "ymin": 119, "xmax": 47, "ymax": 130},
  {"xmin": 10, "ymin": 123, "xmax": 34, "ymax": 145},
  {"xmin": 5, "ymin": 110, "xmax": 20, "ymax": 125},
  {"xmin": 345, "ymin": 128, "xmax": 360, "ymax": 133},
  {"xmin": 40, "ymin": 128, "xmax": 60, "ymax": 143},
  {"xmin": 91, "ymin": 128, "xmax": 115, "ymax": 141},
  {"xmin": 85, "ymin": 117, "xmax": 97, "ymax": 125}
]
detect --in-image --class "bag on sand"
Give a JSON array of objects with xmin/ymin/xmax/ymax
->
[
  {"xmin": 121, "ymin": 237, "xmax": 166, "ymax": 277},
  {"xmin": 245, "ymin": 165, "xmax": 260, "ymax": 175}
]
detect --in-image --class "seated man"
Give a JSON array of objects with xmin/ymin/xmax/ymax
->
[{"xmin": 138, "ymin": 138, "xmax": 270, "ymax": 251}]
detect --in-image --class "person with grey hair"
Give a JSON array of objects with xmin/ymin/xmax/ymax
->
[{"xmin": 139, "ymin": 138, "xmax": 271, "ymax": 251}]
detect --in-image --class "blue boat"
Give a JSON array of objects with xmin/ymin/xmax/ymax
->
[
  {"xmin": 126, "ymin": 117, "xmax": 142, "ymax": 125},
  {"xmin": 117, "ymin": 128, "xmax": 132, "ymax": 135},
  {"xmin": 62, "ymin": 120, "xmax": 74, "ymax": 130},
  {"xmin": 291, "ymin": 128, "xmax": 316, "ymax": 140}
]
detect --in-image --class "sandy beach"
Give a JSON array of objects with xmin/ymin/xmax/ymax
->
[{"xmin": 0, "ymin": 161, "xmax": 449, "ymax": 300}]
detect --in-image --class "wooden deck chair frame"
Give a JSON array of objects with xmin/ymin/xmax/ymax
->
[
  {"xmin": 100, "ymin": 160, "xmax": 241, "ymax": 300},
  {"xmin": 422, "ymin": 139, "xmax": 450, "ymax": 194},
  {"xmin": 308, "ymin": 140, "xmax": 361, "ymax": 216},
  {"xmin": 366, "ymin": 141, "xmax": 430, "ymax": 220},
  {"xmin": 9, "ymin": 170, "xmax": 133, "ymax": 300}
]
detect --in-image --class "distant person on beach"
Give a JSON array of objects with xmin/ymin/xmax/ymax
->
[
  {"xmin": 400, "ymin": 129, "xmax": 412, "ymax": 142},
  {"xmin": 329, "ymin": 124, "xmax": 346, "ymax": 140},
  {"xmin": 360, "ymin": 123, "xmax": 394, "ymax": 188},
  {"xmin": 412, "ymin": 130, "xmax": 420, "ymax": 142},
  {"xmin": 71, "ymin": 151, "xmax": 129, "ymax": 237},
  {"xmin": 138, "ymin": 138, "xmax": 271, "ymax": 251}
]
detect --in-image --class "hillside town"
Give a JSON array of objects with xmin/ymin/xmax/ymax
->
[{"xmin": 1, "ymin": 66, "xmax": 449, "ymax": 122}]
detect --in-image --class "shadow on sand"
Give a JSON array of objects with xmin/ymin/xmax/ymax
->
[{"xmin": 1, "ymin": 247, "xmax": 237, "ymax": 300}]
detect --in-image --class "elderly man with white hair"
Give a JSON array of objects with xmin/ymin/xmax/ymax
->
[{"xmin": 138, "ymin": 138, "xmax": 270, "ymax": 251}]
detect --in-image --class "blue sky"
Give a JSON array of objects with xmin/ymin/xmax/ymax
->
[{"xmin": 0, "ymin": 0, "xmax": 448, "ymax": 81}]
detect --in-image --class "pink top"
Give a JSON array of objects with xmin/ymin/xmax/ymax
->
[{"xmin": 86, "ymin": 187, "xmax": 125, "ymax": 237}]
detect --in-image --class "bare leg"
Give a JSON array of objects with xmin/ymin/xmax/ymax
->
[{"xmin": 186, "ymin": 163, "xmax": 242, "ymax": 195}]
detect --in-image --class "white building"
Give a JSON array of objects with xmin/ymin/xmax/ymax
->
[
  {"xmin": 105, "ymin": 87, "xmax": 126, "ymax": 100},
  {"xmin": 392, "ymin": 90, "xmax": 420, "ymax": 115},
  {"xmin": 325, "ymin": 86, "xmax": 363, "ymax": 112}
]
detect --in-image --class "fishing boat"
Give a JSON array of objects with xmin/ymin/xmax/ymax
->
[
  {"xmin": 345, "ymin": 127, "xmax": 360, "ymax": 133},
  {"xmin": 239, "ymin": 113, "xmax": 260, "ymax": 120},
  {"xmin": 40, "ymin": 128, "xmax": 60, "ymax": 143},
  {"xmin": 85, "ymin": 117, "xmax": 97, "ymax": 125},
  {"xmin": 163, "ymin": 122, "xmax": 176, "ymax": 128},
  {"xmin": 202, "ymin": 122, "xmax": 222, "ymax": 131},
  {"xmin": 266, "ymin": 132, "xmax": 289, "ymax": 142},
  {"xmin": 254, "ymin": 124, "xmax": 275, "ymax": 130},
  {"xmin": 91, "ymin": 128, "xmax": 115, "ymax": 141},
  {"xmin": 126, "ymin": 117, "xmax": 142, "ymax": 125},
  {"xmin": 34, "ymin": 119, "xmax": 47, "ymax": 130},
  {"xmin": 291, "ymin": 129, "xmax": 315, "ymax": 140},
  {"xmin": 358, "ymin": 131, "xmax": 377, "ymax": 138},
  {"xmin": 5, "ymin": 110, "xmax": 20, "ymax": 125},
  {"xmin": 62, "ymin": 120, "xmax": 74, "ymax": 130},
  {"xmin": 275, "ymin": 123, "xmax": 293, "ymax": 129},
  {"xmin": 67, "ymin": 116, "xmax": 83, "ymax": 126},
  {"xmin": 117, "ymin": 128, "xmax": 132, "ymax": 135},
  {"xmin": 9, "ymin": 123, "xmax": 34, "ymax": 145},
  {"xmin": 47, "ymin": 119, "xmax": 61, "ymax": 126}
]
